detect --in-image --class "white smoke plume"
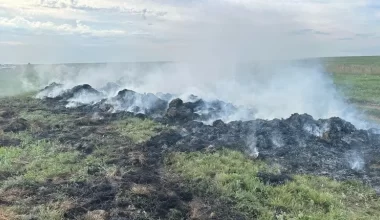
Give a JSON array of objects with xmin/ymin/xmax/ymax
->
[
  {"xmin": 246, "ymin": 134, "xmax": 259, "ymax": 159},
  {"xmin": 30, "ymin": 61, "xmax": 374, "ymax": 129},
  {"xmin": 346, "ymin": 151, "xmax": 365, "ymax": 172},
  {"xmin": 303, "ymin": 122, "xmax": 330, "ymax": 138},
  {"xmin": 65, "ymin": 91, "xmax": 104, "ymax": 108}
]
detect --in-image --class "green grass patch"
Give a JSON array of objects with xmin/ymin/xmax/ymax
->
[
  {"xmin": 167, "ymin": 149, "xmax": 380, "ymax": 220},
  {"xmin": 34, "ymin": 205, "xmax": 64, "ymax": 220},
  {"xmin": 20, "ymin": 110, "xmax": 74, "ymax": 132},
  {"xmin": 333, "ymin": 73, "xmax": 380, "ymax": 105},
  {"xmin": 23, "ymin": 144, "xmax": 84, "ymax": 182},
  {"xmin": 112, "ymin": 117, "xmax": 164, "ymax": 143},
  {"xmin": 20, "ymin": 110, "xmax": 71, "ymax": 124},
  {"xmin": 0, "ymin": 138, "xmax": 108, "ymax": 186},
  {"xmin": 0, "ymin": 147, "xmax": 23, "ymax": 174},
  {"xmin": 0, "ymin": 93, "xmax": 42, "ymax": 111},
  {"xmin": 353, "ymin": 105, "xmax": 380, "ymax": 122},
  {"xmin": 324, "ymin": 56, "xmax": 380, "ymax": 65},
  {"xmin": 9, "ymin": 203, "xmax": 66, "ymax": 220},
  {"xmin": 27, "ymin": 203, "xmax": 65, "ymax": 220}
]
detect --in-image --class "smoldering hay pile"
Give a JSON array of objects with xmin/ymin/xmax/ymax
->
[
  {"xmin": 37, "ymin": 82, "xmax": 255, "ymax": 122},
  {"xmin": 37, "ymin": 82, "xmax": 380, "ymax": 190}
]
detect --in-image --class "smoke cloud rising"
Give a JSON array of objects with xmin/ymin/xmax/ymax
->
[{"xmin": 27, "ymin": 60, "xmax": 372, "ymax": 129}]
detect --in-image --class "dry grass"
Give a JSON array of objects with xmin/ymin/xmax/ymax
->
[
  {"xmin": 369, "ymin": 163, "xmax": 380, "ymax": 170},
  {"xmin": 327, "ymin": 64, "xmax": 380, "ymax": 75},
  {"xmin": 128, "ymin": 151, "xmax": 146, "ymax": 166},
  {"xmin": 324, "ymin": 56, "xmax": 380, "ymax": 74},
  {"xmin": 83, "ymin": 210, "xmax": 109, "ymax": 220},
  {"xmin": 130, "ymin": 184, "xmax": 155, "ymax": 196},
  {"xmin": 189, "ymin": 199, "xmax": 212, "ymax": 220},
  {"xmin": 0, "ymin": 188, "xmax": 30, "ymax": 204},
  {"xmin": 58, "ymin": 200, "xmax": 76, "ymax": 214},
  {"xmin": 0, "ymin": 207, "xmax": 18, "ymax": 220},
  {"xmin": 0, "ymin": 209, "xmax": 17, "ymax": 220}
]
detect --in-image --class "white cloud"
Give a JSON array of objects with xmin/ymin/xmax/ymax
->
[
  {"xmin": 0, "ymin": 0, "xmax": 379, "ymax": 63},
  {"xmin": 0, "ymin": 16, "xmax": 127, "ymax": 37},
  {"xmin": 0, "ymin": 41, "xmax": 25, "ymax": 45},
  {"xmin": 0, "ymin": 0, "xmax": 177, "ymax": 21}
]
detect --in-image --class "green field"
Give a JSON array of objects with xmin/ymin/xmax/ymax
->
[
  {"xmin": 333, "ymin": 74, "xmax": 380, "ymax": 104},
  {"xmin": 324, "ymin": 56, "xmax": 380, "ymax": 75},
  {"xmin": 167, "ymin": 149, "xmax": 380, "ymax": 219},
  {"xmin": 325, "ymin": 56, "xmax": 380, "ymax": 120}
]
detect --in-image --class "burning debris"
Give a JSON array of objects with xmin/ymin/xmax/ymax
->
[
  {"xmin": 36, "ymin": 82, "xmax": 380, "ymax": 188},
  {"xmin": 166, "ymin": 113, "xmax": 380, "ymax": 187},
  {"xmin": 109, "ymin": 89, "xmax": 168, "ymax": 115},
  {"xmin": 36, "ymin": 82, "xmax": 253, "ymax": 122},
  {"xmin": 36, "ymin": 82, "xmax": 64, "ymax": 99}
]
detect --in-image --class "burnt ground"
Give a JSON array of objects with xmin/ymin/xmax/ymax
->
[
  {"xmin": 1, "ymin": 85, "xmax": 380, "ymax": 219},
  {"xmin": 0, "ymin": 95, "xmax": 245, "ymax": 220}
]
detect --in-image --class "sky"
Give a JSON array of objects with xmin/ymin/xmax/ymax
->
[{"xmin": 0, "ymin": 0, "xmax": 379, "ymax": 64}]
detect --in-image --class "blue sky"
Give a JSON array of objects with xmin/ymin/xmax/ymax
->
[{"xmin": 0, "ymin": 0, "xmax": 379, "ymax": 64}]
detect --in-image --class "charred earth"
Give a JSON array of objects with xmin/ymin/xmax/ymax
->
[{"xmin": 1, "ymin": 83, "xmax": 380, "ymax": 219}]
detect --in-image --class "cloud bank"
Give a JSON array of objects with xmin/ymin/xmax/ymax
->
[{"xmin": 0, "ymin": 0, "xmax": 379, "ymax": 63}]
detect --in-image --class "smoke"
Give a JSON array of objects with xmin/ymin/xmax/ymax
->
[
  {"xmin": 346, "ymin": 151, "xmax": 365, "ymax": 172},
  {"xmin": 246, "ymin": 134, "xmax": 259, "ymax": 159},
  {"xmin": 65, "ymin": 90, "xmax": 104, "ymax": 108},
  {"xmin": 10, "ymin": 1, "xmax": 376, "ymax": 130},
  {"xmin": 30, "ymin": 60, "xmax": 373, "ymax": 129},
  {"xmin": 107, "ymin": 90, "xmax": 167, "ymax": 114},
  {"xmin": 35, "ymin": 83, "xmax": 64, "ymax": 98},
  {"xmin": 303, "ymin": 121, "xmax": 330, "ymax": 138}
]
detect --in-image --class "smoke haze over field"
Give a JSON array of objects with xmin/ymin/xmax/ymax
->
[
  {"xmin": 22, "ymin": 60, "xmax": 371, "ymax": 129},
  {"xmin": 1, "ymin": 1, "xmax": 378, "ymax": 129}
]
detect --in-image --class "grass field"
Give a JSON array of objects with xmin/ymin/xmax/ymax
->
[
  {"xmin": 324, "ymin": 56, "xmax": 380, "ymax": 75},
  {"xmin": 167, "ymin": 149, "xmax": 380, "ymax": 219},
  {"xmin": 1, "ymin": 57, "xmax": 380, "ymax": 219},
  {"xmin": 325, "ymin": 56, "xmax": 380, "ymax": 120},
  {"xmin": 333, "ymin": 74, "xmax": 380, "ymax": 104}
]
